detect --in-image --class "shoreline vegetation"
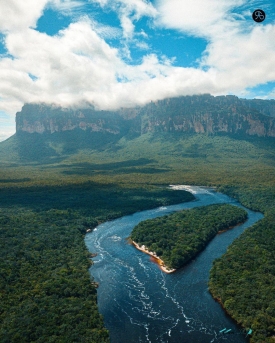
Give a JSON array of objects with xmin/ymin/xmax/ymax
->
[
  {"xmin": 130, "ymin": 204, "xmax": 248, "ymax": 271},
  {"xmin": 132, "ymin": 222, "xmax": 244, "ymax": 273},
  {"xmin": 1, "ymin": 127, "xmax": 275, "ymax": 342},
  {"xmin": 0, "ymin": 184, "xmax": 193, "ymax": 343},
  {"xmin": 130, "ymin": 207, "xmax": 246, "ymax": 274},
  {"xmin": 131, "ymin": 239, "xmax": 176, "ymax": 273}
]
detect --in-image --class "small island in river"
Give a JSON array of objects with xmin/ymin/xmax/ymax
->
[{"xmin": 131, "ymin": 204, "xmax": 248, "ymax": 271}]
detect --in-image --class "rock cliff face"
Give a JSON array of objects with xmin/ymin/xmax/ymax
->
[
  {"xmin": 16, "ymin": 95, "xmax": 275, "ymax": 138},
  {"xmin": 16, "ymin": 104, "xmax": 137, "ymax": 135}
]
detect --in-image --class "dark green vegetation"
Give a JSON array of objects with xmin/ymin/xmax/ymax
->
[
  {"xmin": 1, "ymin": 95, "xmax": 275, "ymax": 342},
  {"xmin": 0, "ymin": 182, "xmax": 193, "ymax": 343},
  {"xmin": 1, "ymin": 132, "xmax": 275, "ymax": 342},
  {"xmin": 209, "ymin": 213, "xmax": 275, "ymax": 343},
  {"xmin": 208, "ymin": 186, "xmax": 275, "ymax": 343},
  {"xmin": 131, "ymin": 204, "xmax": 247, "ymax": 269},
  {"xmin": 0, "ymin": 208, "xmax": 109, "ymax": 343}
]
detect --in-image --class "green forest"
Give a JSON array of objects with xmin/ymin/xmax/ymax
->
[
  {"xmin": 0, "ymin": 208, "xmax": 109, "ymax": 343},
  {"xmin": 131, "ymin": 204, "xmax": 247, "ymax": 269},
  {"xmin": 209, "ymin": 212, "xmax": 275, "ymax": 343},
  {"xmin": 0, "ymin": 183, "xmax": 193, "ymax": 343},
  {"xmin": 1, "ymin": 129, "xmax": 275, "ymax": 342}
]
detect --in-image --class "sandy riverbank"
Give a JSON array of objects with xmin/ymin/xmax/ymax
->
[{"xmin": 131, "ymin": 240, "xmax": 176, "ymax": 274}]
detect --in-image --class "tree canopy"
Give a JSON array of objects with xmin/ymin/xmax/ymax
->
[{"xmin": 131, "ymin": 204, "xmax": 247, "ymax": 269}]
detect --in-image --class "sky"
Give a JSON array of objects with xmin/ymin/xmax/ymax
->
[{"xmin": 0, "ymin": 0, "xmax": 275, "ymax": 141}]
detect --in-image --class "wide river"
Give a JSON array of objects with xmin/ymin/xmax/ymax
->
[{"xmin": 85, "ymin": 186, "xmax": 263, "ymax": 343}]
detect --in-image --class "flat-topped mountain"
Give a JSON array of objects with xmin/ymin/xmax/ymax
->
[
  {"xmin": 1, "ymin": 94, "xmax": 275, "ymax": 163},
  {"xmin": 16, "ymin": 94, "xmax": 275, "ymax": 137}
]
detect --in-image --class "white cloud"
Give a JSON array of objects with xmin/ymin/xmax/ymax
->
[
  {"xmin": 156, "ymin": 0, "xmax": 245, "ymax": 38},
  {"xmin": 0, "ymin": 0, "xmax": 48, "ymax": 32},
  {"xmin": 265, "ymin": 87, "xmax": 275, "ymax": 99},
  {"xmin": 0, "ymin": 0, "xmax": 88, "ymax": 33},
  {"xmin": 0, "ymin": 16, "xmax": 217, "ymax": 116},
  {"xmin": 90, "ymin": 21, "xmax": 121, "ymax": 39},
  {"xmin": 108, "ymin": 0, "xmax": 157, "ymax": 58},
  {"xmin": 0, "ymin": 112, "xmax": 15, "ymax": 142},
  {"xmin": 1, "ymin": 20, "xmax": 122, "ymax": 106},
  {"xmin": 135, "ymin": 41, "xmax": 149, "ymax": 50},
  {"xmin": 120, "ymin": 15, "xmax": 135, "ymax": 40},
  {"xmin": 155, "ymin": 0, "xmax": 275, "ymax": 94},
  {"xmin": 0, "ymin": 0, "xmax": 275, "ymax": 141},
  {"xmin": 202, "ymin": 24, "xmax": 275, "ymax": 88},
  {"xmin": 0, "ymin": 127, "xmax": 15, "ymax": 142},
  {"xmin": 92, "ymin": 0, "xmax": 157, "ymax": 39},
  {"xmin": 51, "ymin": 0, "xmax": 86, "ymax": 10},
  {"xmin": 50, "ymin": 0, "xmax": 87, "ymax": 16}
]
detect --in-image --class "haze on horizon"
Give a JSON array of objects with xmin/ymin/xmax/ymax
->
[{"xmin": 0, "ymin": 0, "xmax": 275, "ymax": 142}]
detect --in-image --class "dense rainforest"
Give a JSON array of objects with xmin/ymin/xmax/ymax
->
[
  {"xmin": 209, "ymin": 212, "xmax": 275, "ymax": 342},
  {"xmin": 0, "ymin": 208, "xmax": 109, "ymax": 343},
  {"xmin": 208, "ymin": 185, "xmax": 275, "ymax": 343},
  {"xmin": 0, "ymin": 183, "xmax": 193, "ymax": 343},
  {"xmin": 1, "ymin": 123, "xmax": 275, "ymax": 342},
  {"xmin": 131, "ymin": 204, "xmax": 247, "ymax": 269}
]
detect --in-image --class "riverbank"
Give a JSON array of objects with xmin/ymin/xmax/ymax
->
[
  {"xmin": 87, "ymin": 187, "xmax": 262, "ymax": 343},
  {"xmin": 130, "ymin": 204, "xmax": 247, "ymax": 272},
  {"xmin": 217, "ymin": 221, "xmax": 244, "ymax": 234},
  {"xmin": 130, "ymin": 239, "xmax": 176, "ymax": 274}
]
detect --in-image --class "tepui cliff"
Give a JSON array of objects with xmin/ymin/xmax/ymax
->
[{"xmin": 16, "ymin": 94, "xmax": 275, "ymax": 138}]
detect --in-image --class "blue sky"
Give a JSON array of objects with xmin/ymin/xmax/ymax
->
[{"xmin": 0, "ymin": 0, "xmax": 275, "ymax": 141}]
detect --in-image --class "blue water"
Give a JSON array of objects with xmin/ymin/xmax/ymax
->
[{"xmin": 85, "ymin": 186, "xmax": 263, "ymax": 343}]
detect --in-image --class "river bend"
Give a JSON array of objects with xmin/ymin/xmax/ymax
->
[{"xmin": 85, "ymin": 186, "xmax": 263, "ymax": 343}]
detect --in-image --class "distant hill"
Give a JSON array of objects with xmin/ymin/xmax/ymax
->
[{"xmin": 1, "ymin": 94, "xmax": 275, "ymax": 162}]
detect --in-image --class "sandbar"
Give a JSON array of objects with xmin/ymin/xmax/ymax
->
[{"xmin": 131, "ymin": 239, "xmax": 176, "ymax": 274}]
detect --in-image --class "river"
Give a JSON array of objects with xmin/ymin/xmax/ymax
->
[{"xmin": 85, "ymin": 186, "xmax": 263, "ymax": 343}]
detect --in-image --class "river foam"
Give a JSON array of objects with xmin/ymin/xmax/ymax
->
[{"xmin": 85, "ymin": 186, "xmax": 263, "ymax": 343}]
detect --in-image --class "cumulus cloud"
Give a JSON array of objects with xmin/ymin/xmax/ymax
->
[
  {"xmin": 0, "ymin": 0, "xmax": 48, "ymax": 32},
  {"xmin": 203, "ymin": 25, "xmax": 275, "ymax": 89},
  {"xmin": 156, "ymin": 0, "xmax": 245, "ymax": 38},
  {"xmin": 1, "ymin": 20, "xmax": 122, "ymax": 106},
  {"xmin": 156, "ymin": 0, "xmax": 275, "ymax": 92},
  {"xmin": 0, "ymin": 0, "xmax": 275, "ymax": 141},
  {"xmin": 0, "ymin": 17, "xmax": 213, "ymax": 112},
  {"xmin": 0, "ymin": 6, "xmax": 274, "ymax": 108}
]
